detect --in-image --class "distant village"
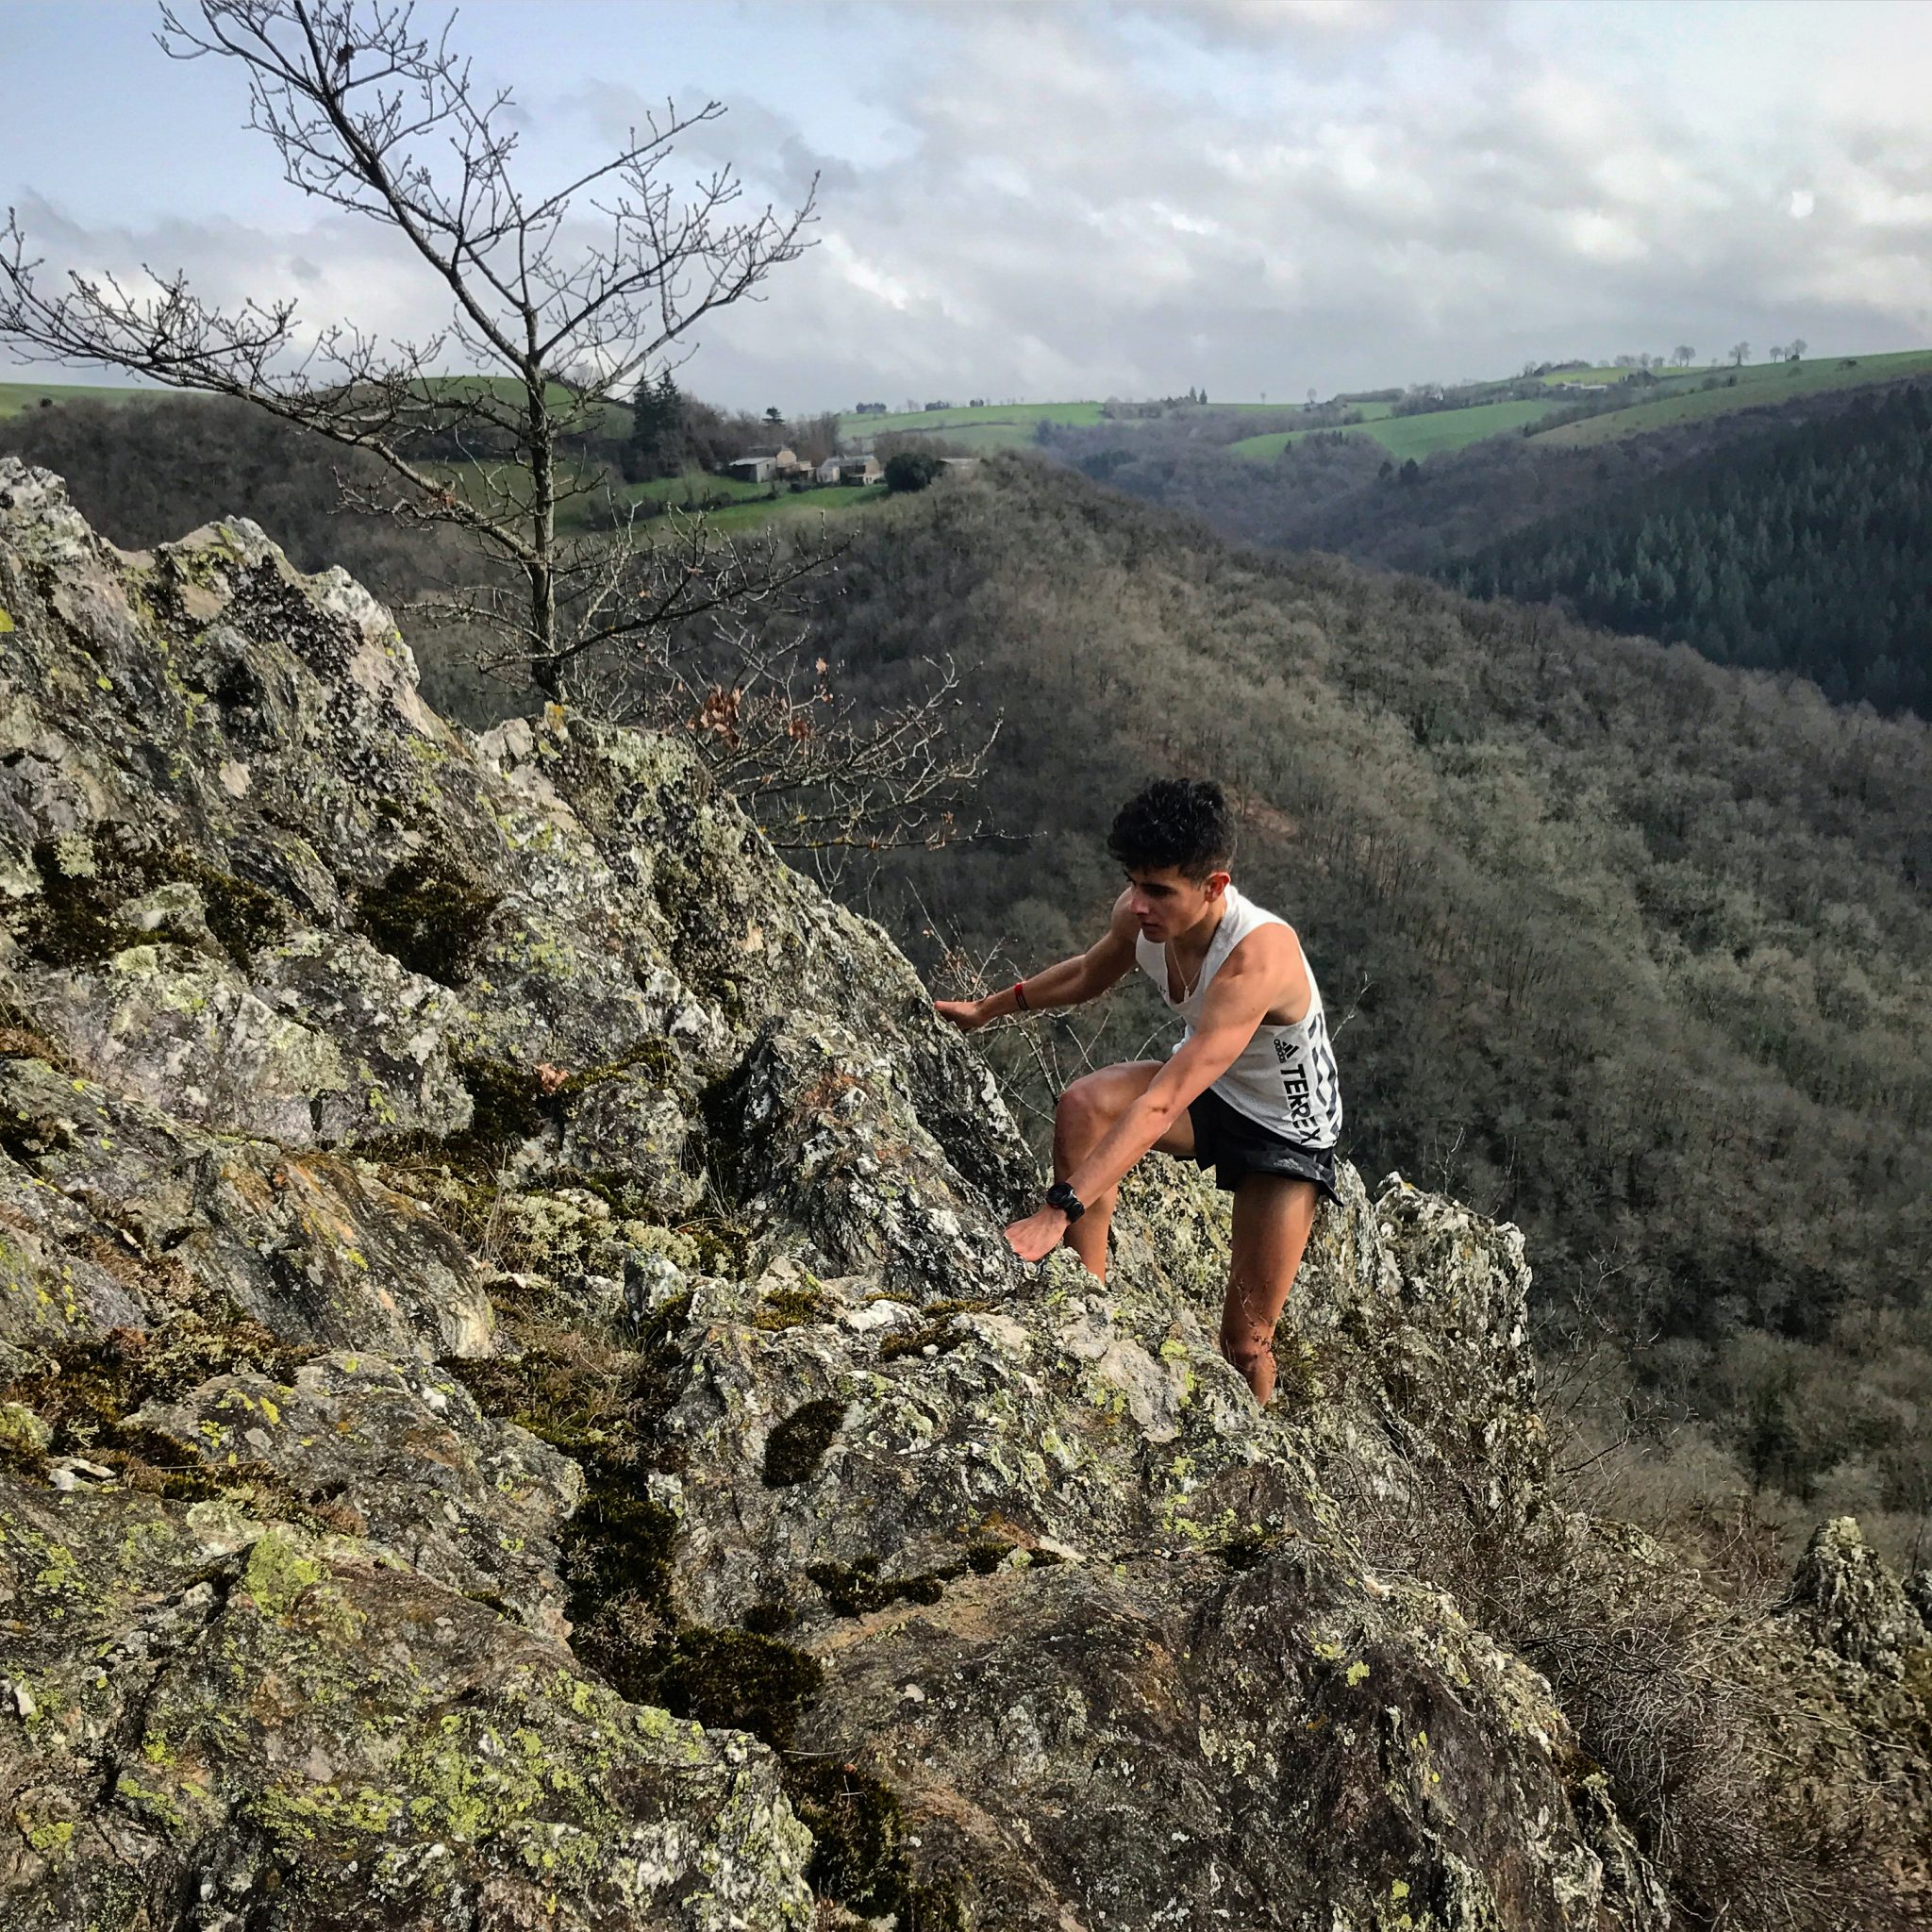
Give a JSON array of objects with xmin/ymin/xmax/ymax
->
[
  {"xmin": 725, "ymin": 446, "xmax": 880, "ymax": 487},
  {"xmin": 622, "ymin": 374, "xmax": 983, "ymax": 503},
  {"xmin": 723, "ymin": 445, "xmax": 977, "ymax": 489}
]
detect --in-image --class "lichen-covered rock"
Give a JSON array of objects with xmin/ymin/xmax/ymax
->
[
  {"xmin": 0, "ymin": 1054, "xmax": 492, "ymax": 1360},
  {"xmin": 1787, "ymin": 1516, "xmax": 1931, "ymax": 1678},
  {"xmin": 715, "ymin": 1013, "xmax": 1023, "ymax": 1302},
  {"xmin": 648, "ymin": 1245, "xmax": 1298, "ymax": 1628},
  {"xmin": 555, "ymin": 1070, "xmax": 703, "ymax": 1220},
  {"xmin": 2, "ymin": 460, "xmax": 1920, "ymax": 1928},
  {"xmin": 0, "ymin": 1482, "xmax": 813, "ymax": 1930},
  {"xmin": 25, "ymin": 931, "xmax": 472, "ymax": 1147},
  {"xmin": 793, "ymin": 1555, "xmax": 1668, "ymax": 1931},
  {"xmin": 132, "ymin": 1350, "xmax": 582, "ymax": 1636}
]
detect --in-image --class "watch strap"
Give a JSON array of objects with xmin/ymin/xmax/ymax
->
[{"xmin": 1045, "ymin": 1180, "xmax": 1086, "ymax": 1224}]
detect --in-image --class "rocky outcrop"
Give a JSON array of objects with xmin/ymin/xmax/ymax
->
[
  {"xmin": 1789, "ymin": 1517, "xmax": 1930, "ymax": 1679},
  {"xmin": 0, "ymin": 459, "xmax": 1922, "ymax": 1928}
]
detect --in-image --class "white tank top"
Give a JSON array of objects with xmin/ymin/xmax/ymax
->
[{"xmin": 1134, "ymin": 883, "xmax": 1343, "ymax": 1149}]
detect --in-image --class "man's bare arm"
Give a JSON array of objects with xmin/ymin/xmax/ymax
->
[
  {"xmin": 936, "ymin": 891, "xmax": 1141, "ymax": 1033},
  {"xmin": 1060, "ymin": 927, "xmax": 1297, "ymax": 1205}
]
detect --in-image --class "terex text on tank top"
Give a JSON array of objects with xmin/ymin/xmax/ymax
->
[{"xmin": 1133, "ymin": 883, "xmax": 1344, "ymax": 1149}]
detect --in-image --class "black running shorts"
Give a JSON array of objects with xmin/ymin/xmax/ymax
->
[{"xmin": 1186, "ymin": 1085, "xmax": 1341, "ymax": 1204}]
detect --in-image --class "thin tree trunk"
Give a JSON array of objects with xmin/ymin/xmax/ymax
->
[{"xmin": 527, "ymin": 382, "xmax": 559, "ymax": 698}]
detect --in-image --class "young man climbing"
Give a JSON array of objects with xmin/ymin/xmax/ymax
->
[{"xmin": 936, "ymin": 779, "xmax": 1343, "ymax": 1405}]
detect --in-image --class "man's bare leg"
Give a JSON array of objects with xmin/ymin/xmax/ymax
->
[
  {"xmin": 1219, "ymin": 1174, "xmax": 1320, "ymax": 1403},
  {"xmin": 1051, "ymin": 1060, "xmax": 1195, "ymax": 1280}
]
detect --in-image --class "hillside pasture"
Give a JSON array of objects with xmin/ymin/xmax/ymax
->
[
  {"xmin": 840, "ymin": 400, "xmax": 1105, "ymax": 451},
  {"xmin": 1534, "ymin": 348, "xmax": 1932, "ymax": 447},
  {"xmin": 1228, "ymin": 396, "xmax": 1561, "ymax": 462},
  {"xmin": 623, "ymin": 466, "xmax": 776, "ymax": 509},
  {"xmin": 694, "ymin": 480, "xmax": 892, "ymax": 532},
  {"xmin": 1535, "ymin": 363, "xmax": 1716, "ymax": 387},
  {"xmin": 1195, "ymin": 399, "xmax": 1397, "ymax": 418},
  {"xmin": 533, "ymin": 464, "xmax": 895, "ymax": 536},
  {"xmin": 615, "ymin": 464, "xmax": 898, "ymax": 529},
  {"xmin": 839, "ymin": 397, "xmax": 1391, "ymax": 453},
  {"xmin": 0, "ymin": 379, "xmax": 158, "ymax": 419}
]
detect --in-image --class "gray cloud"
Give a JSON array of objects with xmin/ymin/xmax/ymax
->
[{"xmin": 8, "ymin": 3, "xmax": 1930, "ymax": 409}]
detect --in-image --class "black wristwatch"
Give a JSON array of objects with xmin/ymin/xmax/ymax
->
[{"xmin": 1045, "ymin": 1180, "xmax": 1086, "ymax": 1224}]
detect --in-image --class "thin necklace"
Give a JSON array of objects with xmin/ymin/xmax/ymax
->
[
  {"xmin": 1169, "ymin": 902, "xmax": 1226, "ymax": 1003},
  {"xmin": 1167, "ymin": 944, "xmax": 1198, "ymax": 1004}
]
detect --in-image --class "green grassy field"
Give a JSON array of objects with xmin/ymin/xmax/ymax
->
[
  {"xmin": 1195, "ymin": 399, "xmax": 1398, "ymax": 418},
  {"xmin": 540, "ymin": 464, "xmax": 894, "ymax": 538},
  {"xmin": 623, "ymin": 467, "xmax": 776, "ymax": 508},
  {"xmin": 696, "ymin": 481, "xmax": 891, "ymax": 533},
  {"xmin": 1532, "ymin": 349, "xmax": 1932, "ymax": 447},
  {"xmin": 1229, "ymin": 395, "xmax": 1561, "ymax": 462},
  {"xmin": 839, "ymin": 394, "xmax": 1399, "ymax": 454},
  {"xmin": 0, "ymin": 379, "xmax": 158, "ymax": 419},
  {"xmin": 617, "ymin": 470, "xmax": 891, "ymax": 533},
  {"xmin": 841, "ymin": 400, "xmax": 1101, "ymax": 433},
  {"xmin": 838, "ymin": 401, "xmax": 1109, "ymax": 456},
  {"xmin": 839, "ymin": 400, "xmax": 1105, "ymax": 451},
  {"xmin": 1535, "ymin": 364, "xmax": 1713, "ymax": 387}
]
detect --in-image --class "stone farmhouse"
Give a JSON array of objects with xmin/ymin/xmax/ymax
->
[
  {"xmin": 726, "ymin": 447, "xmax": 882, "ymax": 489},
  {"xmin": 726, "ymin": 445, "xmax": 815, "ymax": 485}
]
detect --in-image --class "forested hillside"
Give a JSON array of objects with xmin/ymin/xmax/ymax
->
[
  {"xmin": 0, "ymin": 392, "xmax": 458, "ymax": 586},
  {"xmin": 9, "ymin": 455, "xmax": 1927, "ymax": 1932},
  {"xmin": 802, "ymin": 459, "xmax": 1932, "ymax": 1545},
  {"xmin": 1041, "ymin": 375, "xmax": 1920, "ymax": 571},
  {"xmin": 1448, "ymin": 384, "xmax": 1932, "ymax": 714},
  {"xmin": 1047, "ymin": 378, "xmax": 1932, "ymax": 716}
]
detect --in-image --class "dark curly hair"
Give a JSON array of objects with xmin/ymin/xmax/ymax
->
[{"xmin": 1106, "ymin": 778, "xmax": 1233, "ymax": 881}]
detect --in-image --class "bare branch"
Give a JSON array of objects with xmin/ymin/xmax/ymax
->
[
  {"xmin": 4, "ymin": 0, "xmax": 818, "ymax": 697},
  {"xmin": 4, "ymin": 6, "xmax": 980, "ymax": 870}
]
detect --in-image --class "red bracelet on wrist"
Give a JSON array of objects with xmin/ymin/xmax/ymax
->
[{"xmin": 1012, "ymin": 979, "xmax": 1029, "ymax": 1011}]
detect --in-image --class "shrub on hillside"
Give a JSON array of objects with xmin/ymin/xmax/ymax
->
[{"xmin": 883, "ymin": 450, "xmax": 944, "ymax": 493}]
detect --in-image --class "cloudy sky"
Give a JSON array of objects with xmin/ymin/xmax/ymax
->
[{"xmin": 5, "ymin": 0, "xmax": 1931, "ymax": 409}]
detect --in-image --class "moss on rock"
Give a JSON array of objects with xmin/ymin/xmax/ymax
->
[
  {"xmin": 12, "ymin": 829, "xmax": 289, "ymax": 973},
  {"xmin": 353, "ymin": 854, "xmax": 499, "ymax": 987},
  {"xmin": 762, "ymin": 1397, "xmax": 847, "ymax": 1488},
  {"xmin": 788, "ymin": 1758, "xmax": 969, "ymax": 1931}
]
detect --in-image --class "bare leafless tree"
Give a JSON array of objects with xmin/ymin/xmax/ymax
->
[
  {"xmin": 1, "ymin": 1, "xmax": 999, "ymax": 856},
  {"xmin": 0, "ymin": 0, "xmax": 818, "ymax": 703}
]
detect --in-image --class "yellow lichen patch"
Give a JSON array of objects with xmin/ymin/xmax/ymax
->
[
  {"xmin": 25, "ymin": 1817, "xmax": 75, "ymax": 1856},
  {"xmin": 239, "ymin": 1529, "xmax": 325, "ymax": 1620},
  {"xmin": 33, "ymin": 1541, "xmax": 83, "ymax": 1601}
]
